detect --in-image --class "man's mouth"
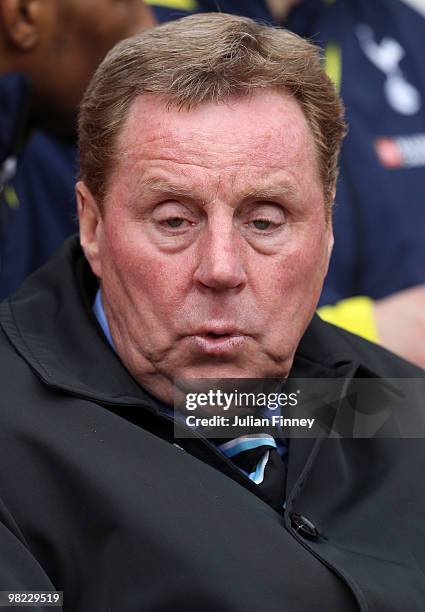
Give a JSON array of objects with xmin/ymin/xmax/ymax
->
[{"xmin": 191, "ymin": 331, "xmax": 247, "ymax": 355}]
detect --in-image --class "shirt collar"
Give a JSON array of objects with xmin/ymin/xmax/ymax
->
[{"xmin": 93, "ymin": 289, "xmax": 115, "ymax": 350}]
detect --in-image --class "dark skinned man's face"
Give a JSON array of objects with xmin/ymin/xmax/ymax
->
[{"xmin": 30, "ymin": 0, "xmax": 155, "ymax": 138}]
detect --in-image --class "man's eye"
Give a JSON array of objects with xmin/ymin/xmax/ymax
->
[
  {"xmin": 252, "ymin": 219, "xmax": 274, "ymax": 230},
  {"xmin": 165, "ymin": 217, "xmax": 186, "ymax": 228}
]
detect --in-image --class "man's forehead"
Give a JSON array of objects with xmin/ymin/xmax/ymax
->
[{"xmin": 115, "ymin": 90, "xmax": 318, "ymax": 172}]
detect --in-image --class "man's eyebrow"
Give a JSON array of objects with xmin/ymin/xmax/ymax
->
[
  {"xmin": 135, "ymin": 177, "xmax": 199, "ymax": 200},
  {"xmin": 133, "ymin": 177, "xmax": 298, "ymax": 203},
  {"xmin": 241, "ymin": 183, "xmax": 298, "ymax": 201}
]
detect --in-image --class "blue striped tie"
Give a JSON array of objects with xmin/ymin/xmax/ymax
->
[{"xmin": 217, "ymin": 434, "xmax": 287, "ymax": 511}]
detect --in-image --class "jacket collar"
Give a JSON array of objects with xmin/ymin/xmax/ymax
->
[
  {"xmin": 0, "ymin": 235, "xmax": 155, "ymax": 408},
  {"xmin": 0, "ymin": 235, "xmax": 381, "ymax": 408}
]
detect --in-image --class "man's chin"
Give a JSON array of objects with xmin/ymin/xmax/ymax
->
[
  {"xmin": 172, "ymin": 357, "xmax": 289, "ymax": 381},
  {"xmin": 167, "ymin": 343, "xmax": 292, "ymax": 380},
  {"xmin": 175, "ymin": 363, "xmax": 255, "ymax": 380}
]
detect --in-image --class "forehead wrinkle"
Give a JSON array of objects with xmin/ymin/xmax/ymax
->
[
  {"xmin": 118, "ymin": 88, "xmax": 321, "ymax": 174},
  {"xmin": 114, "ymin": 94, "xmax": 322, "ymax": 203},
  {"xmin": 121, "ymin": 143, "xmax": 266, "ymax": 171},
  {"xmin": 118, "ymin": 142, "xmax": 304, "ymax": 178},
  {"xmin": 119, "ymin": 119, "xmax": 295, "ymax": 172},
  {"xmin": 119, "ymin": 142, "xmax": 300, "ymax": 186}
]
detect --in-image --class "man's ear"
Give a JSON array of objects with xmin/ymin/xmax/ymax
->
[
  {"xmin": 324, "ymin": 192, "xmax": 335, "ymax": 275},
  {"xmin": 319, "ymin": 224, "xmax": 334, "ymax": 282},
  {"xmin": 76, "ymin": 181, "xmax": 103, "ymax": 280},
  {"xmin": 1, "ymin": 0, "xmax": 42, "ymax": 51},
  {"xmin": 326, "ymin": 225, "xmax": 334, "ymax": 261}
]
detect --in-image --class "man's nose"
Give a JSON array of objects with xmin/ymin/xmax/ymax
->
[{"xmin": 193, "ymin": 224, "xmax": 247, "ymax": 292}]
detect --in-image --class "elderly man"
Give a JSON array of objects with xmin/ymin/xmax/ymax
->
[{"xmin": 0, "ymin": 13, "xmax": 424, "ymax": 612}]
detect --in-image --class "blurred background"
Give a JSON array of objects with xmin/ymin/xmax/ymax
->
[{"xmin": 1, "ymin": 0, "xmax": 425, "ymax": 368}]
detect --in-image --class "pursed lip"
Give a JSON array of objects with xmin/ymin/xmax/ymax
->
[
  {"xmin": 189, "ymin": 324, "xmax": 249, "ymax": 355},
  {"xmin": 191, "ymin": 322, "xmax": 247, "ymax": 336}
]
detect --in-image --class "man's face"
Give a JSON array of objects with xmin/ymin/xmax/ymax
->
[
  {"xmin": 79, "ymin": 89, "xmax": 333, "ymax": 404},
  {"xmin": 31, "ymin": 0, "xmax": 155, "ymax": 137}
]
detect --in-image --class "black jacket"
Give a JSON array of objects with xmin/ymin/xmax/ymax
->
[{"xmin": 0, "ymin": 236, "xmax": 424, "ymax": 611}]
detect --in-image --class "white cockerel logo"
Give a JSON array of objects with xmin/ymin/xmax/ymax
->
[{"xmin": 356, "ymin": 24, "xmax": 421, "ymax": 115}]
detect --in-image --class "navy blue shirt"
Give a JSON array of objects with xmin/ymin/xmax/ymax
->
[{"xmin": 0, "ymin": 74, "xmax": 77, "ymax": 300}]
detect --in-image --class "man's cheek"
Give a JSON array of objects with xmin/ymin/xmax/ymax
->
[{"xmin": 264, "ymin": 254, "xmax": 310, "ymax": 291}]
